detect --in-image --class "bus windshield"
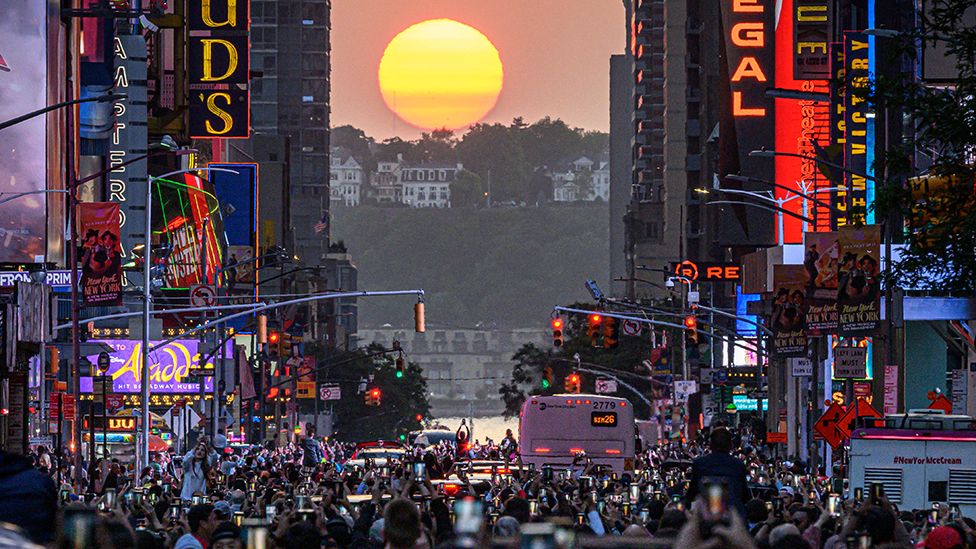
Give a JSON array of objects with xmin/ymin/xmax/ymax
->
[{"xmin": 519, "ymin": 394, "xmax": 636, "ymax": 472}]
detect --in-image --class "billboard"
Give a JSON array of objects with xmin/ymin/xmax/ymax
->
[
  {"xmin": 80, "ymin": 339, "xmax": 231, "ymax": 394},
  {"xmin": 774, "ymin": 0, "xmax": 831, "ymax": 242},
  {"xmin": 771, "ymin": 265, "xmax": 808, "ymax": 357},
  {"xmin": 154, "ymin": 173, "xmax": 225, "ymax": 288},
  {"xmin": 717, "ymin": 0, "xmax": 776, "ymax": 246},
  {"xmin": 79, "ymin": 202, "xmax": 122, "ymax": 304},
  {"xmin": 111, "ymin": 35, "xmax": 149, "ymax": 257},
  {"xmin": 187, "ymin": 0, "xmax": 250, "ymax": 139},
  {"xmin": 802, "ymin": 230, "xmax": 839, "ymax": 334},
  {"xmin": 209, "ymin": 163, "xmax": 258, "ymax": 247},
  {"xmin": 844, "ymin": 32, "xmax": 870, "ymax": 226},
  {"xmin": 837, "ymin": 225, "xmax": 881, "ymax": 335},
  {"xmin": 0, "ymin": 1, "xmax": 48, "ymax": 263}
]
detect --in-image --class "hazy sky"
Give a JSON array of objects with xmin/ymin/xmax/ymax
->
[{"xmin": 331, "ymin": 0, "xmax": 626, "ymax": 140}]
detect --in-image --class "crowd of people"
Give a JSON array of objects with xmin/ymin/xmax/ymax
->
[{"xmin": 0, "ymin": 422, "xmax": 972, "ymax": 549}]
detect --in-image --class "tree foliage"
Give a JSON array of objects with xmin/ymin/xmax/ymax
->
[
  {"xmin": 450, "ymin": 170, "xmax": 485, "ymax": 208},
  {"xmin": 869, "ymin": 0, "xmax": 976, "ymax": 292},
  {"xmin": 305, "ymin": 342, "xmax": 431, "ymax": 441}
]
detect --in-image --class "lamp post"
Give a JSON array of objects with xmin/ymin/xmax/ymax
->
[
  {"xmin": 138, "ymin": 167, "xmax": 238, "ymax": 474},
  {"xmin": 0, "ymin": 93, "xmax": 125, "ymax": 132}
]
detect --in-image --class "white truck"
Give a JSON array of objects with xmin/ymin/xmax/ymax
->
[{"xmin": 848, "ymin": 410, "xmax": 976, "ymax": 514}]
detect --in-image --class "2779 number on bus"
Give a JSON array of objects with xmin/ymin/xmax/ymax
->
[{"xmin": 590, "ymin": 411, "xmax": 618, "ymax": 427}]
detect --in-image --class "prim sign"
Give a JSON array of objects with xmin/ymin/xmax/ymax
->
[{"xmin": 726, "ymin": 0, "xmax": 772, "ymax": 117}]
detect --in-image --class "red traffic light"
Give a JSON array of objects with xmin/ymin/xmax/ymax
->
[
  {"xmin": 568, "ymin": 373, "xmax": 579, "ymax": 383},
  {"xmin": 415, "ymin": 414, "xmax": 423, "ymax": 422},
  {"xmin": 551, "ymin": 318, "xmax": 563, "ymax": 330},
  {"xmin": 589, "ymin": 314, "xmax": 602, "ymax": 325},
  {"xmin": 684, "ymin": 315, "xmax": 697, "ymax": 329},
  {"xmin": 370, "ymin": 388, "xmax": 381, "ymax": 398},
  {"xmin": 269, "ymin": 332, "xmax": 280, "ymax": 344}
]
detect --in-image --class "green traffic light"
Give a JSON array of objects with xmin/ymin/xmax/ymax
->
[
  {"xmin": 396, "ymin": 371, "xmax": 404, "ymax": 378},
  {"xmin": 541, "ymin": 379, "xmax": 551, "ymax": 389},
  {"xmin": 399, "ymin": 434, "xmax": 406, "ymax": 441}
]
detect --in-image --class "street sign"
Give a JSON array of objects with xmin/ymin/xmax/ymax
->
[
  {"xmin": 187, "ymin": 367, "xmax": 214, "ymax": 377},
  {"xmin": 814, "ymin": 403, "xmax": 848, "ymax": 449},
  {"xmin": 790, "ymin": 357, "xmax": 813, "ymax": 377},
  {"xmin": 296, "ymin": 381, "xmax": 316, "ymax": 399},
  {"xmin": 621, "ymin": 320, "xmax": 642, "ymax": 337},
  {"xmin": 97, "ymin": 351, "xmax": 111, "ymax": 373},
  {"xmin": 766, "ymin": 431, "xmax": 787, "ymax": 444},
  {"xmin": 319, "ymin": 384, "xmax": 341, "ymax": 401},
  {"xmin": 833, "ymin": 347, "xmax": 867, "ymax": 379},
  {"xmin": 49, "ymin": 393, "xmax": 76, "ymax": 421},
  {"xmin": 595, "ymin": 378, "xmax": 618, "ymax": 394},
  {"xmin": 839, "ymin": 397, "xmax": 881, "ymax": 433},
  {"xmin": 189, "ymin": 284, "xmax": 218, "ymax": 307},
  {"xmin": 674, "ymin": 380, "xmax": 698, "ymax": 403},
  {"xmin": 92, "ymin": 375, "xmax": 112, "ymax": 404}
]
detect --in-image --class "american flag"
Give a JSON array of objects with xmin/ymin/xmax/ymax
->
[{"xmin": 313, "ymin": 213, "xmax": 328, "ymax": 235}]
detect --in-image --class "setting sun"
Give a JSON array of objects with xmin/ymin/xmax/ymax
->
[{"xmin": 378, "ymin": 19, "xmax": 504, "ymax": 131}]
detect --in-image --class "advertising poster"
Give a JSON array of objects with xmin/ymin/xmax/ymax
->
[
  {"xmin": 81, "ymin": 339, "xmax": 231, "ymax": 394},
  {"xmin": 0, "ymin": 1, "xmax": 48, "ymax": 263},
  {"xmin": 772, "ymin": 265, "xmax": 808, "ymax": 357},
  {"xmin": 802, "ymin": 231, "xmax": 839, "ymax": 334},
  {"xmin": 844, "ymin": 32, "xmax": 870, "ymax": 226},
  {"xmin": 79, "ymin": 202, "xmax": 122, "ymax": 305},
  {"xmin": 837, "ymin": 225, "xmax": 881, "ymax": 335}
]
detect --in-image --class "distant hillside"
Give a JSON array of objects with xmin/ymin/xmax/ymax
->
[{"xmin": 331, "ymin": 204, "xmax": 610, "ymax": 329}]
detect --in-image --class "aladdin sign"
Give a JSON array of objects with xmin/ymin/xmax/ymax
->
[{"xmin": 80, "ymin": 339, "xmax": 230, "ymax": 394}]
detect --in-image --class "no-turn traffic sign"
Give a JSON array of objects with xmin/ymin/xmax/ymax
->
[{"xmin": 189, "ymin": 284, "xmax": 218, "ymax": 307}]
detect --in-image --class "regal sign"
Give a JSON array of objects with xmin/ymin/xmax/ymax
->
[
  {"xmin": 188, "ymin": 0, "xmax": 250, "ymax": 139},
  {"xmin": 670, "ymin": 260, "xmax": 742, "ymax": 282}
]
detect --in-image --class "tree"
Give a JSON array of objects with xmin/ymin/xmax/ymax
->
[
  {"xmin": 414, "ymin": 130, "xmax": 458, "ymax": 163},
  {"xmin": 457, "ymin": 123, "xmax": 530, "ymax": 202},
  {"xmin": 450, "ymin": 169, "xmax": 485, "ymax": 208},
  {"xmin": 574, "ymin": 168, "xmax": 594, "ymax": 201},
  {"xmin": 869, "ymin": 1, "xmax": 976, "ymax": 293},
  {"xmin": 518, "ymin": 117, "xmax": 584, "ymax": 169},
  {"xmin": 332, "ymin": 125, "xmax": 376, "ymax": 174},
  {"xmin": 305, "ymin": 342, "xmax": 431, "ymax": 441}
]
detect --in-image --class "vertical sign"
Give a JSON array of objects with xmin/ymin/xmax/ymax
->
[
  {"xmin": 78, "ymin": 203, "xmax": 123, "ymax": 304},
  {"xmin": 111, "ymin": 35, "xmax": 149, "ymax": 256},
  {"xmin": 6, "ymin": 372, "xmax": 28, "ymax": 454},
  {"xmin": 188, "ymin": 0, "xmax": 251, "ymax": 139},
  {"xmin": 771, "ymin": 265, "xmax": 808, "ymax": 357},
  {"xmin": 802, "ymin": 231, "xmax": 839, "ymax": 334},
  {"xmin": 793, "ymin": 0, "xmax": 830, "ymax": 79},
  {"xmin": 836, "ymin": 225, "xmax": 881, "ymax": 335},
  {"xmin": 718, "ymin": 0, "xmax": 776, "ymax": 245},
  {"xmin": 828, "ymin": 43, "xmax": 847, "ymax": 228},
  {"xmin": 844, "ymin": 32, "xmax": 870, "ymax": 226},
  {"xmin": 883, "ymin": 365, "xmax": 898, "ymax": 414}
]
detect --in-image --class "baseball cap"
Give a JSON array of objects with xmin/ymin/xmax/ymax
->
[
  {"xmin": 213, "ymin": 501, "xmax": 232, "ymax": 519},
  {"xmin": 211, "ymin": 522, "xmax": 240, "ymax": 544},
  {"xmin": 923, "ymin": 526, "xmax": 963, "ymax": 549}
]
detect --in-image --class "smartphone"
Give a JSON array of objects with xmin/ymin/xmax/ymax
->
[
  {"xmin": 454, "ymin": 498, "xmax": 484, "ymax": 536},
  {"xmin": 639, "ymin": 509, "xmax": 650, "ymax": 523},
  {"xmin": 413, "ymin": 462, "xmax": 427, "ymax": 481},
  {"xmin": 579, "ymin": 476, "xmax": 591, "ymax": 491},
  {"xmin": 629, "ymin": 484, "xmax": 640, "ymax": 503},
  {"xmin": 192, "ymin": 495, "xmax": 205, "ymax": 506},
  {"xmin": 622, "ymin": 502, "xmax": 631, "ymax": 516},
  {"xmin": 297, "ymin": 510, "xmax": 315, "ymax": 522},
  {"xmin": 168, "ymin": 506, "xmax": 180, "ymax": 522},
  {"xmin": 102, "ymin": 488, "xmax": 117, "ymax": 511},
  {"xmin": 827, "ymin": 494, "xmax": 841, "ymax": 516},
  {"xmin": 854, "ymin": 487, "xmax": 863, "ymax": 502},
  {"xmin": 542, "ymin": 465, "xmax": 553, "ymax": 482},
  {"xmin": 63, "ymin": 507, "xmax": 97, "ymax": 549},
  {"xmin": 765, "ymin": 501, "xmax": 774, "ymax": 513},
  {"xmin": 243, "ymin": 522, "xmax": 269, "ymax": 549},
  {"xmin": 870, "ymin": 482, "xmax": 884, "ymax": 504},
  {"xmin": 528, "ymin": 500, "xmax": 539, "ymax": 516},
  {"xmin": 233, "ymin": 512, "xmax": 245, "ymax": 526},
  {"xmin": 60, "ymin": 487, "xmax": 71, "ymax": 504},
  {"xmin": 576, "ymin": 512, "xmax": 585, "ymax": 525},
  {"xmin": 132, "ymin": 488, "xmax": 144, "ymax": 506},
  {"xmin": 858, "ymin": 533, "xmax": 871, "ymax": 549},
  {"xmin": 296, "ymin": 495, "xmax": 310, "ymax": 510},
  {"xmin": 162, "ymin": 483, "xmax": 171, "ymax": 495},
  {"xmin": 772, "ymin": 498, "xmax": 782, "ymax": 513},
  {"xmin": 949, "ymin": 504, "xmax": 961, "ymax": 520},
  {"xmin": 311, "ymin": 495, "xmax": 324, "ymax": 504},
  {"xmin": 265, "ymin": 505, "xmax": 277, "ymax": 521},
  {"xmin": 596, "ymin": 500, "xmax": 606, "ymax": 514},
  {"xmin": 929, "ymin": 505, "xmax": 940, "ymax": 525}
]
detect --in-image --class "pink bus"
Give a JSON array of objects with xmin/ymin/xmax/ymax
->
[{"xmin": 519, "ymin": 394, "xmax": 636, "ymax": 473}]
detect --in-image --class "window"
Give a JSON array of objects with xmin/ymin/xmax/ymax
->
[{"xmin": 418, "ymin": 171, "xmax": 425, "ymax": 181}]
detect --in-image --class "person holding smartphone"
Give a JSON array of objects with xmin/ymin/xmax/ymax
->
[
  {"xmin": 685, "ymin": 428, "xmax": 750, "ymax": 519},
  {"xmin": 181, "ymin": 441, "xmax": 217, "ymax": 501}
]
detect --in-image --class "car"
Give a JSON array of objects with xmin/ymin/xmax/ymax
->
[
  {"xmin": 343, "ymin": 441, "xmax": 407, "ymax": 469},
  {"xmin": 413, "ymin": 429, "xmax": 456, "ymax": 448}
]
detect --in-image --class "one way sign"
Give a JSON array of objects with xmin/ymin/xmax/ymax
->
[{"xmin": 814, "ymin": 403, "xmax": 848, "ymax": 449}]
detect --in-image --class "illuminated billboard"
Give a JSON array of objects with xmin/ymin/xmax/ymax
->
[
  {"xmin": 187, "ymin": 0, "xmax": 251, "ymax": 139},
  {"xmin": 153, "ymin": 173, "xmax": 226, "ymax": 288},
  {"xmin": 0, "ymin": 1, "xmax": 49, "ymax": 263},
  {"xmin": 81, "ymin": 339, "xmax": 231, "ymax": 394}
]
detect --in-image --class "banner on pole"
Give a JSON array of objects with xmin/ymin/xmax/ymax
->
[{"xmin": 78, "ymin": 202, "xmax": 122, "ymax": 305}]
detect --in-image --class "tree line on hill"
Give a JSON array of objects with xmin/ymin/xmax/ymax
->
[{"xmin": 332, "ymin": 117, "xmax": 609, "ymax": 207}]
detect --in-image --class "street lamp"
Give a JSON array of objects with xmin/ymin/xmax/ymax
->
[
  {"xmin": 0, "ymin": 92, "xmax": 125, "ymax": 132},
  {"xmin": 713, "ymin": 179, "xmax": 845, "ymax": 242},
  {"xmin": 138, "ymin": 166, "xmax": 238, "ymax": 473},
  {"xmin": 749, "ymin": 147, "xmax": 878, "ymax": 182}
]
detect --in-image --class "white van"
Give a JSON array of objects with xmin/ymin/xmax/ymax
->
[{"xmin": 848, "ymin": 410, "xmax": 976, "ymax": 514}]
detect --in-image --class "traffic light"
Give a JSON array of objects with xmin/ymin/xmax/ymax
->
[
  {"xmin": 415, "ymin": 301, "xmax": 426, "ymax": 333},
  {"xmin": 551, "ymin": 317, "xmax": 564, "ymax": 348},
  {"xmin": 541, "ymin": 366, "xmax": 553, "ymax": 389},
  {"xmin": 269, "ymin": 331, "xmax": 280, "ymax": 345},
  {"xmin": 395, "ymin": 356, "xmax": 405, "ymax": 378},
  {"xmin": 684, "ymin": 314, "xmax": 699, "ymax": 344},
  {"xmin": 564, "ymin": 372, "xmax": 581, "ymax": 393},
  {"xmin": 365, "ymin": 387, "xmax": 382, "ymax": 406},
  {"xmin": 603, "ymin": 317, "xmax": 619, "ymax": 349},
  {"xmin": 587, "ymin": 314, "xmax": 603, "ymax": 347}
]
